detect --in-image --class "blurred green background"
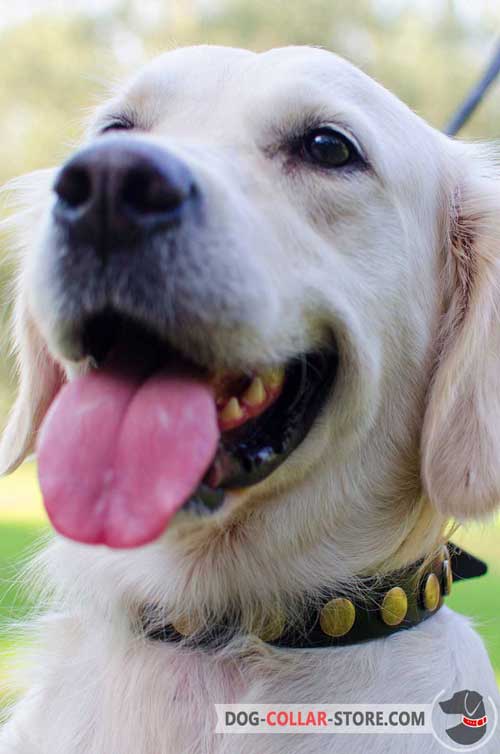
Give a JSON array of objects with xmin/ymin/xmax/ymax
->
[{"xmin": 0, "ymin": 0, "xmax": 499, "ymax": 697}]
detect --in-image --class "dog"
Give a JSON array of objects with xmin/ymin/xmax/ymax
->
[{"xmin": 0, "ymin": 44, "xmax": 499, "ymax": 753}]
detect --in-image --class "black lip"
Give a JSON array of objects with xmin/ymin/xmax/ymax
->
[{"xmin": 187, "ymin": 349, "xmax": 339, "ymax": 514}]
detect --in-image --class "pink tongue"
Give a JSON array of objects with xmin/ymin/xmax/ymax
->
[{"xmin": 37, "ymin": 370, "xmax": 219, "ymax": 548}]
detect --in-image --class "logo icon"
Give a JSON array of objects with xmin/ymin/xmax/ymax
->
[{"xmin": 439, "ymin": 690, "xmax": 488, "ymax": 746}]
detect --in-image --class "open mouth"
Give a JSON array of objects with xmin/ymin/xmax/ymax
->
[{"xmin": 37, "ymin": 310, "xmax": 338, "ymax": 548}]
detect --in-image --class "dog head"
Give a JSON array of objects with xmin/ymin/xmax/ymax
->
[{"xmin": 1, "ymin": 46, "xmax": 500, "ymax": 612}]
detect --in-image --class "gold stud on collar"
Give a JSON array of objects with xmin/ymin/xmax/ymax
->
[
  {"xmin": 381, "ymin": 586, "xmax": 408, "ymax": 626},
  {"xmin": 172, "ymin": 614, "xmax": 201, "ymax": 637},
  {"xmin": 320, "ymin": 598, "xmax": 356, "ymax": 637},
  {"xmin": 439, "ymin": 545, "xmax": 453, "ymax": 596},
  {"xmin": 423, "ymin": 573, "xmax": 441, "ymax": 611},
  {"xmin": 442, "ymin": 558, "xmax": 453, "ymax": 596}
]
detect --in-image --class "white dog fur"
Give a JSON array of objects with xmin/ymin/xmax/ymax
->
[{"xmin": 0, "ymin": 45, "xmax": 499, "ymax": 753}]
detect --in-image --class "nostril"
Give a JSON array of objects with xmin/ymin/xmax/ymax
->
[
  {"xmin": 121, "ymin": 167, "xmax": 189, "ymax": 216},
  {"xmin": 53, "ymin": 143, "xmax": 197, "ymax": 236},
  {"xmin": 54, "ymin": 166, "xmax": 92, "ymax": 209}
]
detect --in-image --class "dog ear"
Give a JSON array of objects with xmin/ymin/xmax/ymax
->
[
  {"xmin": 422, "ymin": 149, "xmax": 500, "ymax": 519},
  {"xmin": 0, "ymin": 168, "xmax": 65, "ymax": 475},
  {"xmin": 0, "ymin": 298, "xmax": 64, "ymax": 475}
]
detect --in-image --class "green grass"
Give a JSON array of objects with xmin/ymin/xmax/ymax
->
[
  {"xmin": 0, "ymin": 463, "xmax": 49, "ymax": 695},
  {"xmin": 0, "ymin": 521, "xmax": 47, "ymax": 658},
  {"xmin": 0, "ymin": 521, "xmax": 47, "ymax": 620},
  {"xmin": 0, "ymin": 462, "xmax": 499, "ymax": 693},
  {"xmin": 447, "ymin": 523, "xmax": 500, "ymax": 682}
]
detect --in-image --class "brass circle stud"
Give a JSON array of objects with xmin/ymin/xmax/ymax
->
[
  {"xmin": 442, "ymin": 559, "xmax": 453, "ymax": 596},
  {"xmin": 423, "ymin": 573, "xmax": 441, "ymax": 611},
  {"xmin": 381, "ymin": 587, "xmax": 408, "ymax": 626},
  {"xmin": 256, "ymin": 611, "xmax": 286, "ymax": 643},
  {"xmin": 320, "ymin": 598, "xmax": 356, "ymax": 638},
  {"xmin": 172, "ymin": 614, "xmax": 200, "ymax": 637}
]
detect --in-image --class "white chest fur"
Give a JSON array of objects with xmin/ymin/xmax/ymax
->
[{"xmin": 2, "ymin": 607, "xmax": 499, "ymax": 754}]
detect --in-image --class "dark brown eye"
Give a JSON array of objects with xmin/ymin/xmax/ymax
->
[{"xmin": 302, "ymin": 128, "xmax": 358, "ymax": 168}]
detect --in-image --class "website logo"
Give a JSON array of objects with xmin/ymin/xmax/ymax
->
[
  {"xmin": 440, "ymin": 690, "xmax": 487, "ymax": 746},
  {"xmin": 214, "ymin": 692, "xmax": 498, "ymax": 750},
  {"xmin": 431, "ymin": 689, "xmax": 498, "ymax": 751}
]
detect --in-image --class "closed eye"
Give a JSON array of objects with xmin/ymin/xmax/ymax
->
[{"xmin": 99, "ymin": 115, "xmax": 135, "ymax": 135}]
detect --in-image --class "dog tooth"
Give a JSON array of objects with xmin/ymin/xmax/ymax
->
[
  {"xmin": 219, "ymin": 397, "xmax": 244, "ymax": 422},
  {"xmin": 262, "ymin": 366, "xmax": 285, "ymax": 390},
  {"xmin": 242, "ymin": 376, "xmax": 266, "ymax": 407}
]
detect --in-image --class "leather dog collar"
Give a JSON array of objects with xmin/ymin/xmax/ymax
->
[{"xmin": 142, "ymin": 543, "xmax": 486, "ymax": 650}]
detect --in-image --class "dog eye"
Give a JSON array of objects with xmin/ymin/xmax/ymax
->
[
  {"xmin": 302, "ymin": 128, "xmax": 359, "ymax": 168},
  {"xmin": 99, "ymin": 117, "xmax": 134, "ymax": 135}
]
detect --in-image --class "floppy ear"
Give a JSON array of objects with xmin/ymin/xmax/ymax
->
[
  {"xmin": 422, "ymin": 148, "xmax": 500, "ymax": 519},
  {"xmin": 0, "ymin": 168, "xmax": 65, "ymax": 475},
  {"xmin": 0, "ymin": 295, "xmax": 64, "ymax": 475}
]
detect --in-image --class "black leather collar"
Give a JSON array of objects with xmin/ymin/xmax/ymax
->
[{"xmin": 142, "ymin": 543, "xmax": 486, "ymax": 650}]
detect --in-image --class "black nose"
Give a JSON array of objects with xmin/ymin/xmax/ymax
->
[{"xmin": 53, "ymin": 138, "xmax": 197, "ymax": 251}]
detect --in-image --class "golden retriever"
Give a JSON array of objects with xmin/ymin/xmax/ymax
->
[{"xmin": 0, "ymin": 45, "xmax": 499, "ymax": 753}]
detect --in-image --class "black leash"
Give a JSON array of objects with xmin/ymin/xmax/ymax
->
[{"xmin": 445, "ymin": 39, "xmax": 500, "ymax": 136}]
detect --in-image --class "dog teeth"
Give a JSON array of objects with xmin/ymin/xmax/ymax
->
[
  {"xmin": 242, "ymin": 376, "xmax": 266, "ymax": 407},
  {"xmin": 215, "ymin": 367, "xmax": 285, "ymax": 431},
  {"xmin": 262, "ymin": 366, "xmax": 285, "ymax": 391},
  {"xmin": 219, "ymin": 397, "xmax": 244, "ymax": 423}
]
